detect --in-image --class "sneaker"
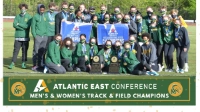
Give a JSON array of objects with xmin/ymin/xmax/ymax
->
[
  {"xmin": 165, "ymin": 68, "xmax": 169, "ymax": 72},
  {"xmin": 176, "ymin": 65, "xmax": 179, "ymax": 73},
  {"xmin": 22, "ymin": 62, "xmax": 26, "ymax": 69},
  {"xmin": 146, "ymin": 71, "xmax": 151, "ymax": 75},
  {"xmin": 179, "ymin": 69, "xmax": 184, "ymax": 74},
  {"xmin": 158, "ymin": 64, "xmax": 162, "ymax": 72},
  {"xmin": 43, "ymin": 66, "xmax": 49, "ymax": 73},
  {"xmin": 168, "ymin": 69, "xmax": 173, "ymax": 72},
  {"xmin": 151, "ymin": 71, "xmax": 159, "ymax": 76},
  {"xmin": 8, "ymin": 62, "xmax": 15, "ymax": 69},
  {"xmin": 161, "ymin": 65, "xmax": 165, "ymax": 70},
  {"xmin": 76, "ymin": 67, "xmax": 81, "ymax": 72},
  {"xmin": 184, "ymin": 63, "xmax": 189, "ymax": 72},
  {"xmin": 32, "ymin": 66, "xmax": 38, "ymax": 71},
  {"xmin": 102, "ymin": 72, "xmax": 107, "ymax": 74}
]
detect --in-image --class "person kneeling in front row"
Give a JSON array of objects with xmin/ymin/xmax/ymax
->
[{"xmin": 44, "ymin": 34, "xmax": 66, "ymax": 74}]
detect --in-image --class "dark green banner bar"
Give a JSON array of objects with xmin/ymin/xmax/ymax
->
[{"xmin": 3, "ymin": 76, "xmax": 195, "ymax": 105}]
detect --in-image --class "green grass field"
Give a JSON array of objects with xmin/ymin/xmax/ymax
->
[{"xmin": 3, "ymin": 22, "xmax": 196, "ymax": 76}]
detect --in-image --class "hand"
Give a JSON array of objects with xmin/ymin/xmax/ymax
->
[
  {"xmin": 57, "ymin": 64, "xmax": 61, "ymax": 66},
  {"xmin": 62, "ymin": 19, "xmax": 65, "ymax": 22},
  {"xmin": 101, "ymin": 64, "xmax": 104, "ymax": 69},
  {"xmin": 184, "ymin": 48, "xmax": 187, "ymax": 52},
  {"xmin": 88, "ymin": 64, "xmax": 91, "ymax": 70},
  {"xmin": 17, "ymin": 23, "xmax": 19, "ymax": 26},
  {"xmin": 82, "ymin": 15, "xmax": 85, "ymax": 20}
]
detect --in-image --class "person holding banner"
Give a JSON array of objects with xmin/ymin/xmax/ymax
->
[
  {"xmin": 55, "ymin": 1, "xmax": 72, "ymax": 34},
  {"xmin": 141, "ymin": 33, "xmax": 159, "ymax": 76},
  {"xmin": 136, "ymin": 14, "xmax": 148, "ymax": 43},
  {"xmin": 98, "ymin": 40, "xmax": 114, "ymax": 74},
  {"xmin": 73, "ymin": 11, "xmax": 83, "ymax": 23},
  {"xmin": 78, "ymin": 4, "xmax": 90, "ymax": 23},
  {"xmin": 8, "ymin": 3, "xmax": 32, "ymax": 69},
  {"xmin": 97, "ymin": 5, "xmax": 109, "ymax": 24},
  {"xmin": 60, "ymin": 37, "xmax": 74, "ymax": 72},
  {"xmin": 114, "ymin": 14, "xmax": 123, "ymax": 24},
  {"xmin": 90, "ymin": 15, "xmax": 98, "ymax": 38},
  {"xmin": 129, "ymin": 35, "xmax": 142, "ymax": 62},
  {"xmin": 88, "ymin": 38, "xmax": 99, "ymax": 69},
  {"xmin": 119, "ymin": 41, "xmax": 140, "ymax": 74},
  {"xmin": 44, "ymin": 34, "xmax": 66, "ymax": 74},
  {"xmin": 161, "ymin": 16, "xmax": 175, "ymax": 72},
  {"xmin": 110, "ymin": 7, "xmax": 121, "ymax": 24},
  {"xmin": 174, "ymin": 19, "xmax": 190, "ymax": 74},
  {"xmin": 149, "ymin": 14, "xmax": 164, "ymax": 72},
  {"xmin": 73, "ymin": 34, "xmax": 90, "ymax": 72},
  {"xmin": 123, "ymin": 14, "xmax": 137, "ymax": 37},
  {"xmin": 31, "ymin": 4, "xmax": 48, "ymax": 71},
  {"xmin": 68, "ymin": 3, "xmax": 76, "ymax": 22},
  {"xmin": 113, "ymin": 40, "xmax": 125, "ymax": 63}
]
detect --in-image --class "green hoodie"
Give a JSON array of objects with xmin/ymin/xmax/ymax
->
[
  {"xmin": 161, "ymin": 22, "xmax": 175, "ymax": 44},
  {"xmin": 44, "ymin": 11, "xmax": 56, "ymax": 36},
  {"xmin": 13, "ymin": 13, "xmax": 32, "ymax": 41},
  {"xmin": 31, "ymin": 13, "xmax": 48, "ymax": 38},
  {"xmin": 45, "ymin": 40, "xmax": 61, "ymax": 64}
]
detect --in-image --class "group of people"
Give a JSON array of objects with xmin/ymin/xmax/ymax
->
[{"xmin": 8, "ymin": 1, "xmax": 190, "ymax": 76}]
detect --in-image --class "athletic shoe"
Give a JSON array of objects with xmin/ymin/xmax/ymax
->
[
  {"xmin": 179, "ymin": 69, "xmax": 184, "ymax": 74},
  {"xmin": 158, "ymin": 64, "xmax": 162, "ymax": 72},
  {"xmin": 165, "ymin": 68, "xmax": 169, "ymax": 72},
  {"xmin": 151, "ymin": 71, "xmax": 159, "ymax": 76},
  {"xmin": 168, "ymin": 69, "xmax": 173, "ymax": 72},
  {"xmin": 176, "ymin": 65, "xmax": 179, "ymax": 73},
  {"xmin": 146, "ymin": 71, "xmax": 151, "ymax": 75},
  {"xmin": 8, "ymin": 62, "xmax": 15, "ymax": 69},
  {"xmin": 161, "ymin": 65, "xmax": 165, "ymax": 70},
  {"xmin": 32, "ymin": 66, "xmax": 38, "ymax": 71},
  {"xmin": 76, "ymin": 67, "xmax": 81, "ymax": 72},
  {"xmin": 22, "ymin": 62, "xmax": 26, "ymax": 69},
  {"xmin": 184, "ymin": 63, "xmax": 189, "ymax": 72},
  {"xmin": 102, "ymin": 72, "xmax": 107, "ymax": 74},
  {"xmin": 43, "ymin": 66, "xmax": 49, "ymax": 73}
]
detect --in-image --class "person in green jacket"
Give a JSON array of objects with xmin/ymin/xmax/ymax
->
[
  {"xmin": 60, "ymin": 37, "xmax": 74, "ymax": 72},
  {"xmin": 45, "ymin": 2, "xmax": 56, "ymax": 47},
  {"xmin": 73, "ymin": 34, "xmax": 90, "ymax": 72},
  {"xmin": 88, "ymin": 38, "xmax": 99, "ymax": 70},
  {"xmin": 119, "ymin": 41, "xmax": 140, "ymax": 74},
  {"xmin": 8, "ymin": 3, "xmax": 32, "ymax": 69},
  {"xmin": 97, "ymin": 5, "xmax": 109, "ymax": 24},
  {"xmin": 110, "ymin": 7, "xmax": 121, "ymax": 24},
  {"xmin": 135, "ymin": 14, "xmax": 148, "ymax": 43},
  {"xmin": 143, "ymin": 6, "xmax": 154, "ymax": 29},
  {"xmin": 97, "ymin": 40, "xmax": 114, "ymax": 74},
  {"xmin": 44, "ymin": 34, "xmax": 66, "ymax": 74},
  {"xmin": 113, "ymin": 40, "xmax": 125, "ymax": 63},
  {"xmin": 31, "ymin": 4, "xmax": 48, "ymax": 71},
  {"xmin": 149, "ymin": 14, "xmax": 164, "ymax": 72},
  {"xmin": 90, "ymin": 15, "xmax": 98, "ymax": 38}
]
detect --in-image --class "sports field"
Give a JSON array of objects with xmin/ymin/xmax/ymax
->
[{"xmin": 3, "ymin": 21, "xmax": 196, "ymax": 76}]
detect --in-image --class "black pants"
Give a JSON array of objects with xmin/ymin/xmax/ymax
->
[
  {"xmin": 176, "ymin": 45, "xmax": 189, "ymax": 69},
  {"xmin": 61, "ymin": 59, "xmax": 73, "ymax": 72},
  {"xmin": 185, "ymin": 43, "xmax": 190, "ymax": 63},
  {"xmin": 11, "ymin": 40, "xmax": 29, "ymax": 63},
  {"xmin": 142, "ymin": 60, "xmax": 159, "ymax": 72},
  {"xmin": 75, "ymin": 56, "xmax": 87, "ymax": 72},
  {"xmin": 46, "ymin": 62, "xmax": 66, "ymax": 74},
  {"xmin": 164, "ymin": 43, "xmax": 175, "ymax": 69},
  {"xmin": 131, "ymin": 63, "xmax": 146, "ymax": 75},
  {"xmin": 153, "ymin": 43, "xmax": 163, "ymax": 66}
]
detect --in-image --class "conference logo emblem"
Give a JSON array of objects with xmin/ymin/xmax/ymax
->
[
  {"xmin": 168, "ymin": 82, "xmax": 183, "ymax": 97},
  {"xmin": 109, "ymin": 25, "xmax": 118, "ymax": 35},
  {"xmin": 11, "ymin": 82, "xmax": 26, "ymax": 97},
  {"xmin": 33, "ymin": 79, "xmax": 49, "ymax": 92}
]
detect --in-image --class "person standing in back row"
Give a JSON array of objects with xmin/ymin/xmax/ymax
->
[
  {"xmin": 31, "ymin": 4, "xmax": 48, "ymax": 71},
  {"xmin": 8, "ymin": 3, "xmax": 32, "ymax": 69}
]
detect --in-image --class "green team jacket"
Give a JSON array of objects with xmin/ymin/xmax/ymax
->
[
  {"xmin": 73, "ymin": 42, "xmax": 90, "ymax": 65},
  {"xmin": 113, "ymin": 47, "xmax": 125, "ymax": 62},
  {"xmin": 149, "ymin": 24, "xmax": 164, "ymax": 45},
  {"xmin": 119, "ymin": 50, "xmax": 140, "ymax": 74},
  {"xmin": 98, "ymin": 48, "xmax": 114, "ymax": 66},
  {"xmin": 13, "ymin": 13, "xmax": 32, "ymax": 41},
  {"xmin": 45, "ymin": 41, "xmax": 61, "ymax": 65},
  {"xmin": 60, "ymin": 47, "xmax": 73, "ymax": 62},
  {"xmin": 161, "ymin": 22, "xmax": 175, "ymax": 44},
  {"xmin": 137, "ymin": 19, "xmax": 149, "ymax": 42},
  {"xmin": 44, "ymin": 11, "xmax": 56, "ymax": 36},
  {"xmin": 90, "ymin": 23, "xmax": 98, "ymax": 38},
  {"xmin": 89, "ymin": 45, "xmax": 99, "ymax": 64},
  {"xmin": 31, "ymin": 13, "xmax": 48, "ymax": 38}
]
